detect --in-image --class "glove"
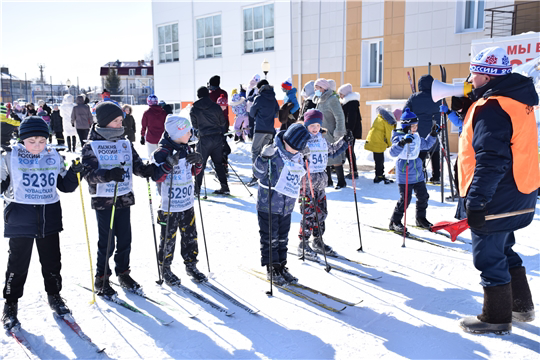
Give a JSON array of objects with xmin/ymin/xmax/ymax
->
[
  {"xmin": 165, "ymin": 151, "xmax": 181, "ymax": 168},
  {"xmin": 439, "ymin": 104, "xmax": 449, "ymax": 114},
  {"xmin": 300, "ymin": 147, "xmax": 310, "ymax": 160},
  {"xmin": 186, "ymin": 152, "xmax": 203, "ymax": 165},
  {"xmin": 141, "ymin": 164, "xmax": 156, "ymax": 178},
  {"xmin": 140, "ymin": 137, "xmax": 145, "ymax": 145},
  {"xmin": 430, "ymin": 124, "xmax": 441, "ymax": 137},
  {"xmin": 343, "ymin": 130, "xmax": 354, "ymax": 144},
  {"xmin": 261, "ymin": 144, "xmax": 275, "ymax": 159},
  {"xmin": 105, "ymin": 167, "xmax": 126, "ymax": 182},
  {"xmin": 466, "ymin": 208, "xmax": 487, "ymax": 229},
  {"xmin": 398, "ymin": 134, "xmax": 414, "ymax": 147},
  {"xmin": 70, "ymin": 160, "xmax": 84, "ymax": 174}
]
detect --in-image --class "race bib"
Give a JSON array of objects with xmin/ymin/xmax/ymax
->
[
  {"xmin": 397, "ymin": 133, "xmax": 421, "ymax": 161},
  {"xmin": 160, "ymin": 158, "xmax": 194, "ymax": 212},
  {"xmin": 10, "ymin": 143, "xmax": 61, "ymax": 205},
  {"xmin": 274, "ymin": 150, "xmax": 306, "ymax": 198},
  {"xmin": 90, "ymin": 140, "xmax": 133, "ymax": 197},
  {"xmin": 306, "ymin": 133, "xmax": 328, "ymax": 173}
]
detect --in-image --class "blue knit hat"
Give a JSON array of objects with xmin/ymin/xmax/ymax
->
[
  {"xmin": 400, "ymin": 108, "xmax": 418, "ymax": 130},
  {"xmin": 303, "ymin": 109, "xmax": 323, "ymax": 128},
  {"xmin": 283, "ymin": 123, "xmax": 310, "ymax": 151},
  {"xmin": 19, "ymin": 116, "xmax": 50, "ymax": 140}
]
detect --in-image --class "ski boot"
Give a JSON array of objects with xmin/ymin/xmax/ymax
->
[
  {"xmin": 279, "ymin": 262, "xmax": 298, "ymax": 284},
  {"xmin": 267, "ymin": 265, "xmax": 285, "ymax": 286},
  {"xmin": 247, "ymin": 176, "xmax": 258, "ymax": 187},
  {"xmin": 2, "ymin": 302, "xmax": 20, "ymax": 331},
  {"xmin": 334, "ymin": 166, "xmax": 347, "ymax": 189},
  {"xmin": 298, "ymin": 239, "xmax": 319, "ymax": 261},
  {"xmin": 415, "ymin": 217, "xmax": 433, "ymax": 230},
  {"xmin": 213, "ymin": 185, "xmax": 230, "ymax": 195},
  {"xmin": 162, "ymin": 266, "xmax": 181, "ymax": 286},
  {"xmin": 118, "ymin": 270, "xmax": 142, "ymax": 294},
  {"xmin": 186, "ymin": 262, "xmax": 207, "ymax": 282},
  {"xmin": 345, "ymin": 172, "xmax": 359, "ymax": 180},
  {"xmin": 312, "ymin": 238, "xmax": 337, "ymax": 257},
  {"xmin": 48, "ymin": 294, "xmax": 71, "ymax": 316},
  {"xmin": 428, "ymin": 176, "xmax": 440, "ymax": 185},
  {"xmin": 94, "ymin": 275, "xmax": 117, "ymax": 297},
  {"xmin": 389, "ymin": 220, "xmax": 409, "ymax": 236}
]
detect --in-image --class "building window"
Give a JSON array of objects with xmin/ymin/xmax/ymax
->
[
  {"xmin": 196, "ymin": 14, "xmax": 222, "ymax": 59},
  {"xmin": 361, "ymin": 39, "xmax": 383, "ymax": 87},
  {"xmin": 456, "ymin": 0, "xmax": 485, "ymax": 33},
  {"xmin": 129, "ymin": 69, "xmax": 135, "ymax": 76},
  {"xmin": 141, "ymin": 69, "xmax": 147, "ymax": 76},
  {"xmin": 129, "ymin": 83, "xmax": 135, "ymax": 89},
  {"xmin": 243, "ymin": 4, "xmax": 274, "ymax": 54},
  {"xmin": 158, "ymin": 23, "xmax": 179, "ymax": 63}
]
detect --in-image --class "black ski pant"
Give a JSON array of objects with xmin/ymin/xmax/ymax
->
[
  {"xmin": 248, "ymin": 115, "xmax": 255, "ymax": 138},
  {"xmin": 419, "ymin": 149, "xmax": 440, "ymax": 180},
  {"xmin": 66, "ymin": 135, "xmax": 76, "ymax": 152},
  {"xmin": 3, "ymin": 233, "xmax": 62, "ymax": 302},
  {"xmin": 195, "ymin": 134, "xmax": 228, "ymax": 189},
  {"xmin": 54, "ymin": 131, "xmax": 65, "ymax": 145},
  {"xmin": 157, "ymin": 207, "xmax": 199, "ymax": 266},
  {"xmin": 77, "ymin": 129, "xmax": 89, "ymax": 147},
  {"xmin": 95, "ymin": 207, "xmax": 132, "ymax": 277},
  {"xmin": 345, "ymin": 138, "xmax": 358, "ymax": 173},
  {"xmin": 391, "ymin": 182, "xmax": 429, "ymax": 223},
  {"xmin": 373, "ymin": 152, "xmax": 385, "ymax": 178},
  {"xmin": 258, "ymin": 212, "xmax": 291, "ymax": 266}
]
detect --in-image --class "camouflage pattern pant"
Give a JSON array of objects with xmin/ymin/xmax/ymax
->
[
  {"xmin": 157, "ymin": 207, "xmax": 199, "ymax": 266},
  {"xmin": 298, "ymin": 181, "xmax": 328, "ymax": 241}
]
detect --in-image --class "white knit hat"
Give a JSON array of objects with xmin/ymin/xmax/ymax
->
[
  {"xmin": 165, "ymin": 115, "xmax": 192, "ymax": 140},
  {"xmin": 470, "ymin": 46, "xmax": 512, "ymax": 76}
]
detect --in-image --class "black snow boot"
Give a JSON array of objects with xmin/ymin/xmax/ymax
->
[
  {"xmin": 118, "ymin": 270, "xmax": 142, "ymax": 293},
  {"xmin": 415, "ymin": 217, "xmax": 433, "ymax": 230},
  {"xmin": 510, "ymin": 266, "xmax": 535, "ymax": 322},
  {"xmin": 95, "ymin": 275, "xmax": 117, "ymax": 297},
  {"xmin": 186, "ymin": 262, "xmax": 207, "ymax": 282},
  {"xmin": 267, "ymin": 265, "xmax": 285, "ymax": 285},
  {"xmin": 247, "ymin": 176, "xmax": 258, "ymax": 187},
  {"xmin": 162, "ymin": 265, "xmax": 181, "ymax": 286},
  {"xmin": 279, "ymin": 262, "xmax": 298, "ymax": 284},
  {"xmin": 2, "ymin": 302, "xmax": 20, "ymax": 331},
  {"xmin": 334, "ymin": 166, "xmax": 347, "ymax": 189},
  {"xmin": 460, "ymin": 283, "xmax": 512, "ymax": 335},
  {"xmin": 326, "ymin": 167, "xmax": 333, "ymax": 187},
  {"xmin": 213, "ymin": 184, "xmax": 230, "ymax": 195},
  {"xmin": 48, "ymin": 294, "xmax": 71, "ymax": 316}
]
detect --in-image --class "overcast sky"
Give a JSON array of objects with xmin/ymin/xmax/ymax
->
[{"xmin": 1, "ymin": 0, "xmax": 153, "ymax": 90}]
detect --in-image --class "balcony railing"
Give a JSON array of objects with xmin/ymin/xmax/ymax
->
[{"xmin": 484, "ymin": 1, "xmax": 540, "ymax": 38}]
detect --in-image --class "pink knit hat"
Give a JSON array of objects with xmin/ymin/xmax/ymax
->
[
  {"xmin": 314, "ymin": 78, "xmax": 330, "ymax": 90},
  {"xmin": 393, "ymin": 109, "xmax": 402, "ymax": 120},
  {"xmin": 338, "ymin": 83, "xmax": 353, "ymax": 96}
]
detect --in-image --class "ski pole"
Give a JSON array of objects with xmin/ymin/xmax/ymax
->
[
  {"xmin": 402, "ymin": 160, "xmax": 409, "ymax": 248},
  {"xmin": 197, "ymin": 181, "xmax": 211, "ymax": 275},
  {"xmin": 266, "ymin": 158, "xmax": 273, "ymax": 296},
  {"xmin": 157, "ymin": 155, "xmax": 175, "ymax": 286},
  {"xmin": 228, "ymin": 161, "xmax": 253, "ymax": 197},
  {"xmin": 75, "ymin": 158, "xmax": 96, "ymax": 304},
  {"xmin": 202, "ymin": 168, "xmax": 208, "ymax": 200},
  {"xmin": 305, "ymin": 159, "xmax": 331, "ymax": 272},
  {"xmin": 101, "ymin": 162, "xmax": 124, "ymax": 294},
  {"xmin": 348, "ymin": 143, "xmax": 363, "ymax": 252},
  {"xmin": 299, "ymin": 175, "xmax": 307, "ymax": 262},
  {"xmin": 146, "ymin": 176, "xmax": 162, "ymax": 284}
]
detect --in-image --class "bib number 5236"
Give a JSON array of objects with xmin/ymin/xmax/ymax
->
[{"xmin": 22, "ymin": 173, "xmax": 55, "ymax": 187}]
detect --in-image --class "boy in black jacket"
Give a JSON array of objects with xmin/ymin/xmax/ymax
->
[
  {"xmin": 1, "ymin": 116, "xmax": 82, "ymax": 330},
  {"xmin": 152, "ymin": 115, "xmax": 206, "ymax": 284},
  {"xmin": 50, "ymin": 104, "xmax": 64, "ymax": 145}
]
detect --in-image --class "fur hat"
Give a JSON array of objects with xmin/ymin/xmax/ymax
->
[
  {"xmin": 283, "ymin": 123, "xmax": 311, "ymax": 151},
  {"xmin": 470, "ymin": 46, "xmax": 512, "ymax": 76},
  {"xmin": 19, "ymin": 116, "xmax": 50, "ymax": 140},
  {"xmin": 303, "ymin": 109, "xmax": 323, "ymax": 128},
  {"xmin": 165, "ymin": 115, "xmax": 192, "ymax": 141}
]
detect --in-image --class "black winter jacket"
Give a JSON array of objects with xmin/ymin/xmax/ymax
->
[
  {"xmin": 50, "ymin": 110, "xmax": 64, "ymax": 133},
  {"xmin": 250, "ymin": 85, "xmax": 280, "ymax": 134},
  {"xmin": 190, "ymin": 97, "xmax": 227, "ymax": 137},
  {"xmin": 341, "ymin": 95, "xmax": 362, "ymax": 139},
  {"xmin": 404, "ymin": 75, "xmax": 442, "ymax": 138},
  {"xmin": 123, "ymin": 114, "xmax": 136, "ymax": 142},
  {"xmin": 464, "ymin": 73, "xmax": 539, "ymax": 234}
]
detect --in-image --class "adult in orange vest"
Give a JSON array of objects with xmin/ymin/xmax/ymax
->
[{"xmin": 458, "ymin": 47, "xmax": 539, "ymax": 335}]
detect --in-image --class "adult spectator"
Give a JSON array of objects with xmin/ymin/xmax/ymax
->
[
  {"xmin": 458, "ymin": 46, "xmax": 538, "ymax": 335},
  {"xmin": 190, "ymin": 86, "xmax": 229, "ymax": 195},
  {"xmin": 246, "ymin": 74, "xmax": 261, "ymax": 140},
  {"xmin": 140, "ymin": 94, "xmax": 167, "ymax": 159},
  {"xmin": 300, "ymin": 80, "xmax": 316, "ymax": 118},
  {"xmin": 38, "ymin": 100, "xmax": 52, "ymax": 116},
  {"xmin": 71, "ymin": 94, "xmax": 94, "ymax": 147},
  {"xmin": 122, "ymin": 104, "xmax": 136, "ymax": 142},
  {"xmin": 60, "ymin": 94, "xmax": 76, "ymax": 151},
  {"xmin": 314, "ymin": 78, "xmax": 347, "ymax": 189},
  {"xmin": 403, "ymin": 75, "xmax": 442, "ymax": 183},
  {"xmin": 248, "ymin": 80, "xmax": 280, "ymax": 186},
  {"xmin": 338, "ymin": 83, "xmax": 362, "ymax": 179},
  {"xmin": 208, "ymin": 75, "xmax": 231, "ymax": 175},
  {"xmin": 26, "ymin": 103, "xmax": 36, "ymax": 116}
]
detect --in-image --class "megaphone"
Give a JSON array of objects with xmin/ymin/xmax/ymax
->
[{"xmin": 431, "ymin": 80, "xmax": 473, "ymax": 102}]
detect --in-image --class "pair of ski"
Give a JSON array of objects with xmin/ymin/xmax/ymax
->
[
  {"xmin": 245, "ymin": 269, "xmax": 362, "ymax": 313},
  {"xmin": 7, "ymin": 312, "xmax": 106, "ymax": 359}
]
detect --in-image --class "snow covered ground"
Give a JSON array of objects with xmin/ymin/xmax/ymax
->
[{"xmin": 1, "ymin": 123, "xmax": 539, "ymax": 359}]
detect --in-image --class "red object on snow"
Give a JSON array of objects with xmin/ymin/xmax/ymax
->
[{"xmin": 430, "ymin": 219, "xmax": 470, "ymax": 242}]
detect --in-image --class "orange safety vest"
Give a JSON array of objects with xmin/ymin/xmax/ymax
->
[{"xmin": 458, "ymin": 96, "xmax": 540, "ymax": 197}]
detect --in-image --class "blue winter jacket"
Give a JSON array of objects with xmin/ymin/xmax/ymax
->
[
  {"xmin": 463, "ymin": 73, "xmax": 539, "ymax": 234},
  {"xmin": 389, "ymin": 130, "xmax": 436, "ymax": 185},
  {"xmin": 250, "ymin": 85, "xmax": 280, "ymax": 135},
  {"xmin": 254, "ymin": 131, "xmax": 302, "ymax": 216},
  {"xmin": 283, "ymin": 88, "xmax": 300, "ymax": 114}
]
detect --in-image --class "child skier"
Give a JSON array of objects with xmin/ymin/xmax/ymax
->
[
  {"xmin": 254, "ymin": 123, "xmax": 311, "ymax": 284},
  {"xmin": 364, "ymin": 107, "xmax": 397, "ymax": 184},
  {"xmin": 50, "ymin": 104, "xmax": 65, "ymax": 145},
  {"xmin": 299, "ymin": 109, "xmax": 353, "ymax": 259},
  {"xmin": 152, "ymin": 115, "xmax": 207, "ymax": 284},
  {"xmin": 388, "ymin": 108, "xmax": 439, "ymax": 233},
  {"xmin": 230, "ymin": 93, "xmax": 249, "ymax": 142},
  {"xmin": 82, "ymin": 102, "xmax": 168, "ymax": 296},
  {"xmin": 1, "ymin": 116, "xmax": 82, "ymax": 330}
]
